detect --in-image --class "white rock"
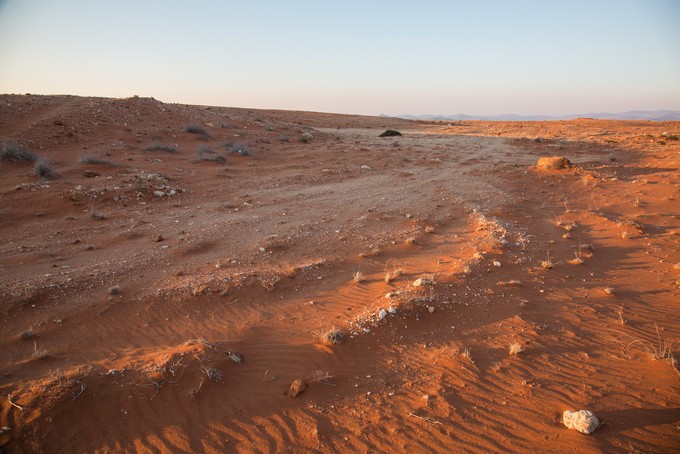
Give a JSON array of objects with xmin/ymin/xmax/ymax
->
[
  {"xmin": 493, "ymin": 260, "xmax": 502, "ymax": 267},
  {"xmin": 413, "ymin": 278, "xmax": 434, "ymax": 287},
  {"xmin": 388, "ymin": 306, "xmax": 397, "ymax": 314},
  {"xmin": 153, "ymin": 191, "xmax": 165, "ymax": 197},
  {"xmin": 378, "ymin": 309, "xmax": 387, "ymax": 320},
  {"xmin": 361, "ymin": 164, "xmax": 373, "ymax": 171},
  {"xmin": 562, "ymin": 410, "xmax": 600, "ymax": 434},
  {"xmin": 428, "ymin": 306, "xmax": 435, "ymax": 313}
]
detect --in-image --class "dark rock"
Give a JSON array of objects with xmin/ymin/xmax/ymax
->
[{"xmin": 379, "ymin": 130, "xmax": 402, "ymax": 137}]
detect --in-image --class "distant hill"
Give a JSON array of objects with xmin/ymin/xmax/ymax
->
[{"xmin": 389, "ymin": 110, "xmax": 680, "ymax": 122}]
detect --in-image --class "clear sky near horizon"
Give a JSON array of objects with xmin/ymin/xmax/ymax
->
[{"xmin": 0, "ymin": 0, "xmax": 679, "ymax": 116}]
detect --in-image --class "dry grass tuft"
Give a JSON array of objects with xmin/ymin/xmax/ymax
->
[
  {"xmin": 384, "ymin": 268, "xmax": 403, "ymax": 284},
  {"xmin": 353, "ymin": 271, "xmax": 365, "ymax": 283},
  {"xmin": 319, "ymin": 327, "xmax": 344, "ymax": 346},
  {"xmin": 509, "ymin": 342, "xmax": 525, "ymax": 355},
  {"xmin": 540, "ymin": 255, "xmax": 554, "ymax": 269},
  {"xmin": 20, "ymin": 328, "xmax": 35, "ymax": 340},
  {"xmin": 33, "ymin": 341, "xmax": 48, "ymax": 360},
  {"xmin": 203, "ymin": 367, "xmax": 223, "ymax": 383}
]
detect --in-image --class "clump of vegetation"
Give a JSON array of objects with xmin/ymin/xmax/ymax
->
[
  {"xmin": 184, "ymin": 124, "xmax": 212, "ymax": 140},
  {"xmin": 143, "ymin": 141, "xmax": 178, "ymax": 153},
  {"xmin": 299, "ymin": 133, "xmax": 314, "ymax": 143},
  {"xmin": 91, "ymin": 210, "xmax": 107, "ymax": 220},
  {"xmin": 226, "ymin": 142, "xmax": 251, "ymax": 156},
  {"xmin": 352, "ymin": 271, "xmax": 365, "ymax": 283},
  {"xmin": 540, "ymin": 253, "xmax": 554, "ymax": 269},
  {"xmin": 78, "ymin": 154, "xmax": 119, "ymax": 166},
  {"xmin": 34, "ymin": 157, "xmax": 57, "ymax": 180},
  {"xmin": 0, "ymin": 141, "xmax": 37, "ymax": 162},
  {"xmin": 509, "ymin": 342, "xmax": 525, "ymax": 355},
  {"xmin": 20, "ymin": 328, "xmax": 35, "ymax": 340},
  {"xmin": 319, "ymin": 327, "xmax": 344, "ymax": 346},
  {"xmin": 203, "ymin": 367, "xmax": 223, "ymax": 383},
  {"xmin": 33, "ymin": 341, "xmax": 48, "ymax": 360},
  {"xmin": 196, "ymin": 145, "xmax": 226, "ymax": 164}
]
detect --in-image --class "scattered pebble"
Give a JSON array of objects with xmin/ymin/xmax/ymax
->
[{"xmin": 288, "ymin": 379, "xmax": 306, "ymax": 398}]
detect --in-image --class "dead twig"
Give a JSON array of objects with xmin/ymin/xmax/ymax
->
[
  {"xmin": 408, "ymin": 412, "xmax": 443, "ymax": 425},
  {"xmin": 8, "ymin": 394, "xmax": 28, "ymax": 411},
  {"xmin": 71, "ymin": 382, "xmax": 87, "ymax": 401}
]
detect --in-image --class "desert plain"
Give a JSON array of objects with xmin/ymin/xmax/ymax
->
[{"xmin": 0, "ymin": 94, "xmax": 679, "ymax": 453}]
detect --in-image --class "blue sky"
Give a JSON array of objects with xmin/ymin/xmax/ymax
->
[{"xmin": 1, "ymin": 0, "xmax": 678, "ymax": 115}]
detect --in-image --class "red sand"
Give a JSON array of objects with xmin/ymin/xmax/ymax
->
[{"xmin": 1, "ymin": 95, "xmax": 679, "ymax": 453}]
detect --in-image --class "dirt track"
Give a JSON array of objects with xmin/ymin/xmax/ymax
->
[{"xmin": 1, "ymin": 95, "xmax": 679, "ymax": 452}]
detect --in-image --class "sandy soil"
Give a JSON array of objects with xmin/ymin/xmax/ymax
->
[{"xmin": 0, "ymin": 95, "xmax": 679, "ymax": 453}]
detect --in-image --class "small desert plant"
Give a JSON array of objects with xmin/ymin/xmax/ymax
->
[
  {"xmin": 144, "ymin": 141, "xmax": 178, "ymax": 153},
  {"xmin": 34, "ymin": 157, "xmax": 57, "ymax": 179},
  {"xmin": 540, "ymin": 253, "xmax": 554, "ymax": 269},
  {"xmin": 227, "ymin": 143, "xmax": 251, "ymax": 156},
  {"xmin": 20, "ymin": 328, "xmax": 35, "ymax": 339},
  {"xmin": 33, "ymin": 341, "xmax": 48, "ymax": 360},
  {"xmin": 90, "ymin": 210, "xmax": 107, "ymax": 220},
  {"xmin": 352, "ymin": 271, "xmax": 365, "ymax": 283},
  {"xmin": 509, "ymin": 342, "xmax": 525, "ymax": 355},
  {"xmin": 299, "ymin": 133, "xmax": 314, "ymax": 143},
  {"xmin": 203, "ymin": 367, "xmax": 223, "ymax": 383},
  {"xmin": 196, "ymin": 145, "xmax": 226, "ymax": 164},
  {"xmin": 312, "ymin": 370, "xmax": 335, "ymax": 386},
  {"xmin": 0, "ymin": 142, "xmax": 37, "ymax": 162},
  {"xmin": 319, "ymin": 327, "xmax": 344, "ymax": 345},
  {"xmin": 384, "ymin": 268, "xmax": 403, "ymax": 284},
  {"xmin": 184, "ymin": 124, "xmax": 212, "ymax": 139},
  {"xmin": 568, "ymin": 253, "xmax": 584, "ymax": 265},
  {"xmin": 78, "ymin": 154, "xmax": 119, "ymax": 166}
]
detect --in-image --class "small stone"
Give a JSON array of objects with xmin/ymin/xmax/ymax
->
[
  {"xmin": 361, "ymin": 164, "xmax": 373, "ymax": 171},
  {"xmin": 154, "ymin": 235, "xmax": 164, "ymax": 242},
  {"xmin": 386, "ymin": 292, "xmax": 394, "ymax": 299},
  {"xmin": 388, "ymin": 306, "xmax": 397, "ymax": 314},
  {"xmin": 378, "ymin": 309, "xmax": 387, "ymax": 320},
  {"xmin": 82, "ymin": 170, "xmax": 100, "ymax": 178},
  {"xmin": 153, "ymin": 191, "xmax": 165, "ymax": 197},
  {"xmin": 413, "ymin": 278, "xmax": 434, "ymax": 287},
  {"xmin": 428, "ymin": 306, "xmax": 435, "ymax": 313},
  {"xmin": 288, "ymin": 379, "xmax": 306, "ymax": 398},
  {"xmin": 493, "ymin": 260, "xmax": 502, "ymax": 267},
  {"xmin": 562, "ymin": 410, "xmax": 600, "ymax": 434}
]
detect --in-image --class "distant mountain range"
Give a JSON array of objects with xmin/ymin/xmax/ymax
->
[{"xmin": 389, "ymin": 110, "xmax": 680, "ymax": 122}]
